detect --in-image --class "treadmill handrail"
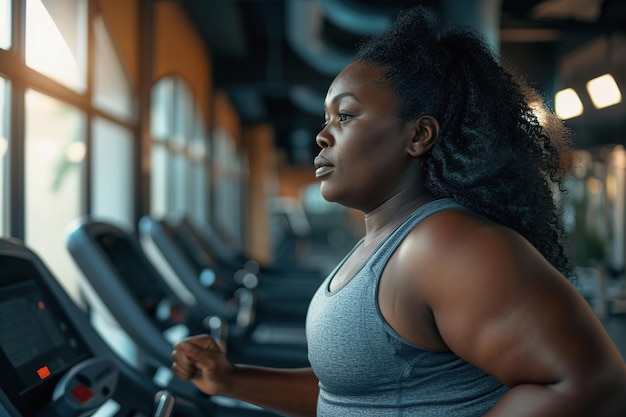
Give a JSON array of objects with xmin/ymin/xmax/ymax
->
[
  {"xmin": 66, "ymin": 217, "xmax": 177, "ymax": 366},
  {"xmin": 139, "ymin": 216, "xmax": 239, "ymax": 320}
]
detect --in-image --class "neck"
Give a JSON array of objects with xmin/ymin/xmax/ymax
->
[{"xmin": 362, "ymin": 184, "xmax": 435, "ymax": 247}]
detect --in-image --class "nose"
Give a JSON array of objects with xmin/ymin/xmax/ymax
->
[{"xmin": 316, "ymin": 126, "xmax": 332, "ymax": 149}]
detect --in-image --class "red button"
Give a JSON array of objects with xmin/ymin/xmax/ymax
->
[
  {"xmin": 37, "ymin": 366, "xmax": 51, "ymax": 379},
  {"xmin": 70, "ymin": 384, "xmax": 94, "ymax": 404}
]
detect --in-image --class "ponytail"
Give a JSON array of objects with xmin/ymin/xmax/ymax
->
[{"xmin": 354, "ymin": 6, "xmax": 574, "ymax": 279}]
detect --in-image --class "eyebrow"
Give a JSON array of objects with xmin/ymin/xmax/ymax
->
[
  {"xmin": 330, "ymin": 92, "xmax": 359, "ymax": 104},
  {"xmin": 324, "ymin": 92, "xmax": 360, "ymax": 111}
]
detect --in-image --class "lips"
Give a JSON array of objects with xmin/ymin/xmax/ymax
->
[{"xmin": 314, "ymin": 155, "xmax": 334, "ymax": 178}]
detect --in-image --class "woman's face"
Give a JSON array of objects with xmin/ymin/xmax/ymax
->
[{"xmin": 315, "ymin": 61, "xmax": 418, "ymax": 212}]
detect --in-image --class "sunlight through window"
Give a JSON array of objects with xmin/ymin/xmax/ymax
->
[
  {"xmin": 25, "ymin": 88, "xmax": 85, "ymax": 301},
  {"xmin": 0, "ymin": 0, "xmax": 10, "ymax": 50},
  {"xmin": 93, "ymin": 15, "xmax": 134, "ymax": 121},
  {"xmin": 65, "ymin": 141, "xmax": 85, "ymax": 163},
  {"xmin": 92, "ymin": 118, "xmax": 134, "ymax": 229},
  {"xmin": 0, "ymin": 77, "xmax": 7, "ymax": 235},
  {"xmin": 25, "ymin": 0, "xmax": 87, "ymax": 92}
]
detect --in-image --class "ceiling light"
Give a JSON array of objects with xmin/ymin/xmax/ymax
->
[
  {"xmin": 555, "ymin": 88, "xmax": 584, "ymax": 120},
  {"xmin": 586, "ymin": 73, "xmax": 622, "ymax": 109}
]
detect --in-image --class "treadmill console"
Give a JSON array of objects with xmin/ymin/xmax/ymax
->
[
  {"xmin": 0, "ymin": 238, "xmax": 245, "ymax": 417},
  {"xmin": 0, "ymin": 254, "xmax": 116, "ymax": 417}
]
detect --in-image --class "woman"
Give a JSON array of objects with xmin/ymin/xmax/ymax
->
[{"xmin": 172, "ymin": 6, "xmax": 626, "ymax": 416}]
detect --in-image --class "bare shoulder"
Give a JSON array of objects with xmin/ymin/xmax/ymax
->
[
  {"xmin": 394, "ymin": 208, "xmax": 541, "ymax": 289},
  {"xmin": 392, "ymin": 208, "xmax": 626, "ymax": 414},
  {"xmin": 395, "ymin": 206, "xmax": 578, "ymax": 326},
  {"xmin": 385, "ymin": 207, "xmax": 542, "ymax": 350}
]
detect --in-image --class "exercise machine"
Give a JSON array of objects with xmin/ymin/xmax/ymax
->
[{"xmin": 0, "ymin": 238, "xmax": 279, "ymax": 417}]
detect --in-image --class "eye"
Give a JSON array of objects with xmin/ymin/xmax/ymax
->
[
  {"xmin": 320, "ymin": 113, "xmax": 351, "ymax": 128},
  {"xmin": 338, "ymin": 113, "xmax": 351, "ymax": 122}
]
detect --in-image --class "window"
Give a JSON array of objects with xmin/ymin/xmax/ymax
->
[
  {"xmin": 91, "ymin": 117, "xmax": 134, "ymax": 229},
  {"xmin": 90, "ymin": 12, "xmax": 134, "ymax": 229},
  {"xmin": 170, "ymin": 79, "xmax": 192, "ymax": 217},
  {"xmin": 150, "ymin": 77, "xmax": 174, "ymax": 141},
  {"xmin": 150, "ymin": 77, "xmax": 175, "ymax": 218},
  {"xmin": 25, "ymin": 0, "xmax": 88, "ymax": 93},
  {"xmin": 171, "ymin": 148, "xmax": 188, "ymax": 216},
  {"xmin": 150, "ymin": 145, "xmax": 168, "ymax": 217},
  {"xmin": 0, "ymin": 77, "xmax": 8, "ymax": 234},
  {"xmin": 150, "ymin": 76, "xmax": 202, "ymax": 218},
  {"xmin": 188, "ymin": 108, "xmax": 209, "ymax": 224},
  {"xmin": 0, "ymin": 0, "xmax": 10, "ymax": 50},
  {"xmin": 92, "ymin": 15, "xmax": 134, "ymax": 121},
  {"xmin": 24, "ymin": 89, "xmax": 85, "ymax": 300},
  {"xmin": 213, "ymin": 128, "xmax": 243, "ymax": 244}
]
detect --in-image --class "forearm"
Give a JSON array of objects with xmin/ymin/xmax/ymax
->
[
  {"xmin": 218, "ymin": 365, "xmax": 318, "ymax": 417},
  {"xmin": 484, "ymin": 383, "xmax": 578, "ymax": 416},
  {"xmin": 485, "ymin": 380, "xmax": 625, "ymax": 417}
]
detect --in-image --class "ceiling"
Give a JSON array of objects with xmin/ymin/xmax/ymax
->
[{"xmin": 179, "ymin": 0, "xmax": 626, "ymax": 164}]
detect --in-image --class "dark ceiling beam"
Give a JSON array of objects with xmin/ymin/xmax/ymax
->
[
  {"xmin": 179, "ymin": 0, "xmax": 626, "ymax": 162},
  {"xmin": 284, "ymin": 0, "xmax": 353, "ymax": 76},
  {"xmin": 183, "ymin": 0, "xmax": 248, "ymax": 59},
  {"xmin": 442, "ymin": 0, "xmax": 502, "ymax": 52},
  {"xmin": 319, "ymin": 0, "xmax": 394, "ymax": 35}
]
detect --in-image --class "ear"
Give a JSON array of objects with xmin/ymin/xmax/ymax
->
[{"xmin": 406, "ymin": 115, "xmax": 439, "ymax": 158}]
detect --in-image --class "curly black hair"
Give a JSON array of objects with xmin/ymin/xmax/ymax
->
[{"xmin": 354, "ymin": 6, "xmax": 574, "ymax": 280}]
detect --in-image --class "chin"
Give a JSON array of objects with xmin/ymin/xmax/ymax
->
[
  {"xmin": 319, "ymin": 184, "xmax": 338, "ymax": 204},
  {"xmin": 319, "ymin": 191, "xmax": 334, "ymax": 203}
]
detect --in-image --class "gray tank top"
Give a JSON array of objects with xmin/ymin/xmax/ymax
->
[{"xmin": 306, "ymin": 198, "xmax": 508, "ymax": 416}]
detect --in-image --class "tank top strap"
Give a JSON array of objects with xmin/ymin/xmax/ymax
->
[{"xmin": 367, "ymin": 198, "xmax": 468, "ymax": 274}]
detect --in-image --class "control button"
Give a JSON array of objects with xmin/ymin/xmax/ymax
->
[
  {"xmin": 37, "ymin": 366, "xmax": 51, "ymax": 379},
  {"xmin": 70, "ymin": 384, "xmax": 94, "ymax": 404}
]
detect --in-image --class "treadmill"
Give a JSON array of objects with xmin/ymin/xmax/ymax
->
[
  {"xmin": 181, "ymin": 216, "xmax": 322, "ymax": 278},
  {"xmin": 0, "ymin": 237, "xmax": 278, "ymax": 417},
  {"xmin": 168, "ymin": 217, "xmax": 322, "ymax": 313},
  {"xmin": 138, "ymin": 215, "xmax": 315, "ymax": 325},
  {"xmin": 173, "ymin": 216, "xmax": 324, "ymax": 288},
  {"xmin": 65, "ymin": 218, "xmax": 310, "ymax": 372}
]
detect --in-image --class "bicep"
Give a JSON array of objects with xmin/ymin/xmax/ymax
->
[{"xmin": 427, "ymin": 230, "xmax": 614, "ymax": 389}]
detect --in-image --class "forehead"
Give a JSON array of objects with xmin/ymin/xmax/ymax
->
[{"xmin": 325, "ymin": 61, "xmax": 391, "ymax": 104}]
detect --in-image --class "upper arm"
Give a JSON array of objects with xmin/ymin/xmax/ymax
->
[{"xmin": 408, "ymin": 213, "xmax": 624, "ymax": 392}]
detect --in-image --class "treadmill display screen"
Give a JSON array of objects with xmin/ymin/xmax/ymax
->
[{"xmin": 0, "ymin": 255, "xmax": 89, "ymax": 416}]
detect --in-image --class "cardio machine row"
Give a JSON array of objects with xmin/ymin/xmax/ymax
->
[{"xmin": 0, "ymin": 215, "xmax": 324, "ymax": 417}]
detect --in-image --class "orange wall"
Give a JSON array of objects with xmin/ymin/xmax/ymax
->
[
  {"xmin": 278, "ymin": 166, "xmax": 316, "ymax": 199},
  {"xmin": 99, "ymin": 0, "xmax": 310, "ymax": 203},
  {"xmin": 153, "ymin": 1, "xmax": 212, "ymax": 125},
  {"xmin": 213, "ymin": 91, "xmax": 242, "ymax": 148},
  {"xmin": 244, "ymin": 124, "xmax": 277, "ymax": 264},
  {"xmin": 97, "ymin": 0, "xmax": 139, "ymax": 89},
  {"xmin": 98, "ymin": 0, "xmax": 212, "ymax": 122}
]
